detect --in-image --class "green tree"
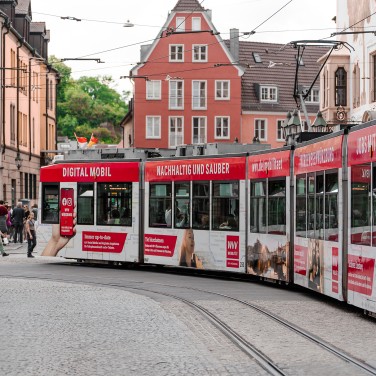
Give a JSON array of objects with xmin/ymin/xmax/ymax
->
[{"xmin": 49, "ymin": 57, "xmax": 128, "ymax": 143}]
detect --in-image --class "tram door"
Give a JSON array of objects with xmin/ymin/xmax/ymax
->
[{"xmin": 247, "ymin": 149, "xmax": 291, "ymax": 282}]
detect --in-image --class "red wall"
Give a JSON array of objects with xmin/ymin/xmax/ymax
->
[{"xmin": 133, "ymin": 13, "xmax": 242, "ymax": 148}]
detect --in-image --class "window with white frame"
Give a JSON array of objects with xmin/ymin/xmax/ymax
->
[
  {"xmin": 169, "ymin": 117, "xmax": 184, "ymax": 147},
  {"xmin": 146, "ymin": 80, "xmax": 161, "ymax": 100},
  {"xmin": 170, "ymin": 45, "xmax": 184, "ymax": 62},
  {"xmin": 192, "ymin": 117, "xmax": 207, "ymax": 144},
  {"xmin": 306, "ymin": 88, "xmax": 319, "ymax": 103},
  {"xmin": 215, "ymin": 81, "xmax": 230, "ymax": 100},
  {"xmin": 176, "ymin": 17, "xmax": 185, "ymax": 32},
  {"xmin": 169, "ymin": 80, "xmax": 184, "ymax": 109},
  {"xmin": 193, "ymin": 45, "xmax": 207, "ymax": 62},
  {"xmin": 277, "ymin": 120, "xmax": 285, "ymax": 141},
  {"xmin": 260, "ymin": 86, "xmax": 277, "ymax": 102},
  {"xmin": 192, "ymin": 17, "xmax": 201, "ymax": 31},
  {"xmin": 146, "ymin": 116, "xmax": 161, "ymax": 139},
  {"xmin": 192, "ymin": 81, "xmax": 206, "ymax": 109},
  {"xmin": 255, "ymin": 119, "xmax": 267, "ymax": 141},
  {"xmin": 215, "ymin": 117, "xmax": 230, "ymax": 139}
]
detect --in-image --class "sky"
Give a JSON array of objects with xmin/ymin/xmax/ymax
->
[{"xmin": 29, "ymin": 0, "xmax": 338, "ymax": 95}]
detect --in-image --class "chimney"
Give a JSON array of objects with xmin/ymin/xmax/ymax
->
[
  {"xmin": 140, "ymin": 44, "xmax": 151, "ymax": 62},
  {"xmin": 230, "ymin": 28, "xmax": 239, "ymax": 62}
]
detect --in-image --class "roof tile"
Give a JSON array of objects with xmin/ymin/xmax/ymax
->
[
  {"xmin": 224, "ymin": 40, "xmax": 329, "ymax": 112},
  {"xmin": 172, "ymin": 0, "xmax": 205, "ymax": 12}
]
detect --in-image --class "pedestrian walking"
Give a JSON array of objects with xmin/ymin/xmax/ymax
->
[
  {"xmin": 23, "ymin": 205, "xmax": 30, "ymax": 242},
  {"xmin": 0, "ymin": 200, "xmax": 9, "ymax": 257},
  {"xmin": 12, "ymin": 202, "xmax": 25, "ymax": 243},
  {"xmin": 31, "ymin": 203, "xmax": 38, "ymax": 221},
  {"xmin": 6, "ymin": 206, "xmax": 13, "ymax": 242},
  {"xmin": 25, "ymin": 212, "xmax": 36, "ymax": 258},
  {"xmin": 0, "ymin": 232, "xmax": 9, "ymax": 257}
]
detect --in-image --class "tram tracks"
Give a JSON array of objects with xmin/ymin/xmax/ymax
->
[{"xmin": 2, "ymin": 272, "xmax": 376, "ymax": 376}]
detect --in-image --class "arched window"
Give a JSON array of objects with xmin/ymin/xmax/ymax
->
[{"xmin": 335, "ymin": 67, "xmax": 347, "ymax": 106}]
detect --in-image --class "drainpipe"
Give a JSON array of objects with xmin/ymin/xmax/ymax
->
[
  {"xmin": 28, "ymin": 50, "xmax": 34, "ymax": 161},
  {"xmin": 1, "ymin": 15, "xmax": 10, "ymax": 155},
  {"xmin": 45, "ymin": 64, "xmax": 51, "ymax": 151},
  {"xmin": 16, "ymin": 38, "xmax": 24, "ymax": 154},
  {"xmin": 55, "ymin": 73, "xmax": 60, "ymax": 151}
]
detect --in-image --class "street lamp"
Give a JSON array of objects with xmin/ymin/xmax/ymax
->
[
  {"xmin": 15, "ymin": 151, "xmax": 22, "ymax": 170},
  {"xmin": 287, "ymin": 109, "xmax": 302, "ymax": 137},
  {"xmin": 281, "ymin": 111, "xmax": 292, "ymax": 140},
  {"xmin": 312, "ymin": 111, "xmax": 328, "ymax": 132},
  {"xmin": 123, "ymin": 20, "xmax": 134, "ymax": 27}
]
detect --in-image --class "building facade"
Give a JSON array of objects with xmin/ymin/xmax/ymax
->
[
  {"xmin": 124, "ymin": 0, "xmax": 324, "ymax": 149},
  {"xmin": 320, "ymin": 0, "xmax": 376, "ymax": 126},
  {"xmin": 0, "ymin": 0, "xmax": 58, "ymax": 206}
]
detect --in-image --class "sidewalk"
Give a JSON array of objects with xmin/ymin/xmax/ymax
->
[{"xmin": 2, "ymin": 241, "xmax": 30, "ymax": 256}]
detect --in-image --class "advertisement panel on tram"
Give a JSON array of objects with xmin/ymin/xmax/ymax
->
[
  {"xmin": 293, "ymin": 135, "xmax": 344, "ymax": 300},
  {"xmin": 144, "ymin": 156, "xmax": 247, "ymax": 272},
  {"xmin": 347, "ymin": 124, "xmax": 376, "ymax": 314},
  {"xmin": 38, "ymin": 161, "xmax": 141, "ymax": 263},
  {"xmin": 247, "ymin": 149, "xmax": 291, "ymax": 282}
]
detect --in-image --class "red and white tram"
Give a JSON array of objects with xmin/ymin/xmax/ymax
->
[{"xmin": 37, "ymin": 119, "xmax": 376, "ymax": 316}]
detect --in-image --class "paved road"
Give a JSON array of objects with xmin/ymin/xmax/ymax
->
[{"xmin": 0, "ymin": 246, "xmax": 375, "ymax": 375}]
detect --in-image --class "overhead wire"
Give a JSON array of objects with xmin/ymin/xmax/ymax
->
[{"xmin": 31, "ymin": 0, "xmax": 348, "ymax": 82}]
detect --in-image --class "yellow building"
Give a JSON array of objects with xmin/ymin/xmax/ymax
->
[{"xmin": 0, "ymin": 0, "xmax": 58, "ymax": 206}]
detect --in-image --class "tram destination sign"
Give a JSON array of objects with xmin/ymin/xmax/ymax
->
[
  {"xmin": 40, "ymin": 162, "xmax": 140, "ymax": 182},
  {"xmin": 145, "ymin": 157, "xmax": 246, "ymax": 182}
]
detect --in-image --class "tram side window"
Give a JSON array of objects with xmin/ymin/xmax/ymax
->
[
  {"xmin": 77, "ymin": 183, "xmax": 94, "ymax": 225},
  {"xmin": 351, "ymin": 164, "xmax": 371, "ymax": 245},
  {"xmin": 373, "ymin": 165, "xmax": 376, "ymax": 246},
  {"xmin": 324, "ymin": 173, "xmax": 338, "ymax": 241},
  {"xmin": 149, "ymin": 183, "xmax": 172, "ymax": 228},
  {"xmin": 250, "ymin": 181, "xmax": 266, "ymax": 233},
  {"xmin": 174, "ymin": 182, "xmax": 190, "ymax": 228},
  {"xmin": 296, "ymin": 175, "xmax": 306, "ymax": 237},
  {"xmin": 97, "ymin": 183, "xmax": 132, "ymax": 226},
  {"xmin": 41, "ymin": 183, "xmax": 59, "ymax": 224},
  {"xmin": 307, "ymin": 174, "xmax": 315, "ymax": 238},
  {"xmin": 315, "ymin": 174, "xmax": 324, "ymax": 239},
  {"xmin": 192, "ymin": 181, "xmax": 210, "ymax": 230},
  {"xmin": 268, "ymin": 179, "xmax": 286, "ymax": 235},
  {"xmin": 212, "ymin": 181, "xmax": 239, "ymax": 231}
]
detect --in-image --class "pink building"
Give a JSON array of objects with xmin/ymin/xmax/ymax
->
[{"xmin": 123, "ymin": 0, "xmax": 325, "ymax": 149}]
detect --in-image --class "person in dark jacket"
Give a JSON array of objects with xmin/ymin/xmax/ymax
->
[{"xmin": 12, "ymin": 202, "xmax": 25, "ymax": 243}]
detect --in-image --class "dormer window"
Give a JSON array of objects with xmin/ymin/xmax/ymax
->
[
  {"xmin": 253, "ymin": 52, "xmax": 262, "ymax": 63},
  {"xmin": 260, "ymin": 86, "xmax": 277, "ymax": 102}
]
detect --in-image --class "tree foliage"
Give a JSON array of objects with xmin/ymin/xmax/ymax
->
[{"xmin": 49, "ymin": 56, "xmax": 128, "ymax": 144}]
